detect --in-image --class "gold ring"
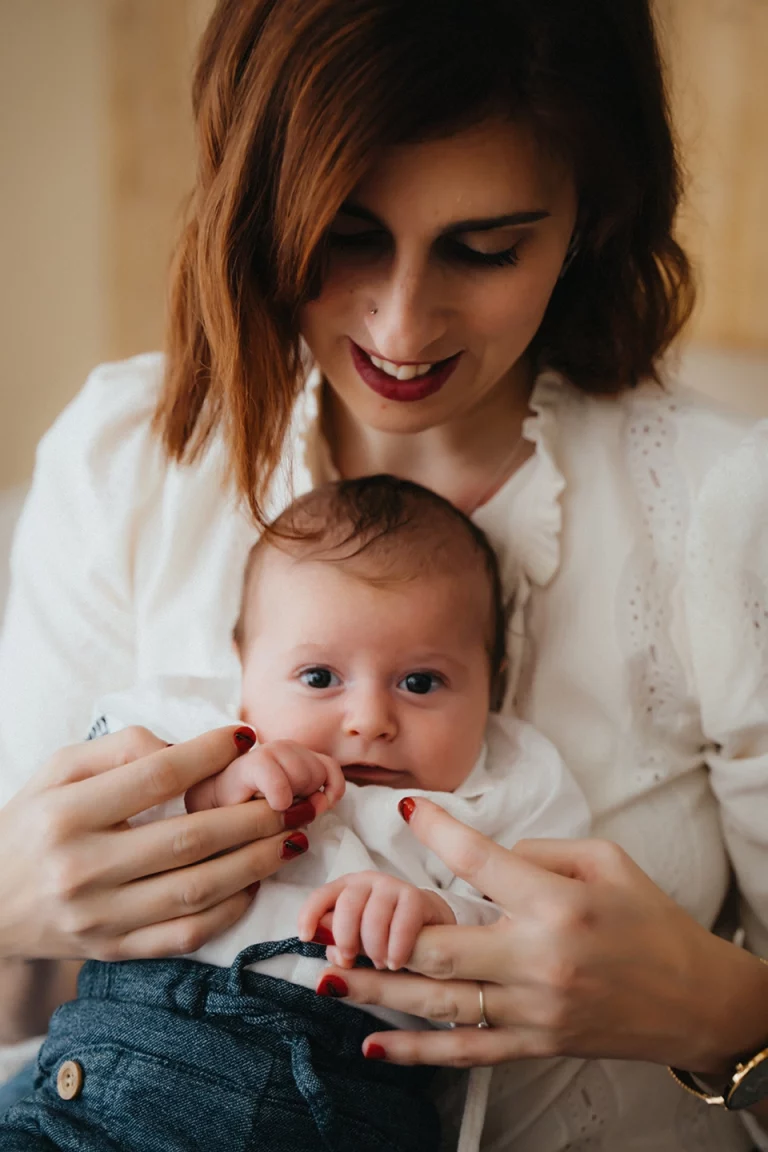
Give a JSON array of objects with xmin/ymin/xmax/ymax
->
[{"xmin": 477, "ymin": 982, "xmax": 490, "ymax": 1029}]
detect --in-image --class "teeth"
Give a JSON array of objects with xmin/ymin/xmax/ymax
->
[{"xmin": 369, "ymin": 354, "xmax": 434, "ymax": 380}]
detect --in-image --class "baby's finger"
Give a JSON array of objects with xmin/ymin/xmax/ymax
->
[
  {"xmin": 185, "ymin": 760, "xmax": 265, "ymax": 812},
  {"xmin": 268, "ymin": 743, "xmax": 327, "ymax": 803},
  {"xmin": 360, "ymin": 888, "xmax": 400, "ymax": 969},
  {"xmin": 331, "ymin": 882, "xmax": 372, "ymax": 964},
  {"xmin": 297, "ymin": 878, "xmax": 345, "ymax": 942},
  {"xmin": 386, "ymin": 888, "xmax": 428, "ymax": 972},
  {"xmin": 246, "ymin": 747, "xmax": 296, "ymax": 811},
  {"xmin": 317, "ymin": 754, "xmax": 346, "ymax": 806}
]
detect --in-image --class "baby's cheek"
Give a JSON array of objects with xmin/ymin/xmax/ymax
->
[{"xmin": 416, "ymin": 719, "xmax": 484, "ymax": 791}]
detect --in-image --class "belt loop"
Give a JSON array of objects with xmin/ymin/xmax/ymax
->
[
  {"xmin": 227, "ymin": 944, "xmax": 268, "ymax": 994},
  {"xmin": 227, "ymin": 938, "xmax": 327, "ymax": 994}
]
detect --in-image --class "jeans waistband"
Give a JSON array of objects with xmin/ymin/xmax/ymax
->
[{"xmin": 77, "ymin": 939, "xmax": 381, "ymax": 1059}]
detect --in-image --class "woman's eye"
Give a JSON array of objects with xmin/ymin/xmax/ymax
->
[
  {"xmin": 399, "ymin": 672, "xmax": 442, "ymax": 696},
  {"xmin": 299, "ymin": 667, "xmax": 339, "ymax": 689},
  {"xmin": 442, "ymin": 238, "xmax": 522, "ymax": 269}
]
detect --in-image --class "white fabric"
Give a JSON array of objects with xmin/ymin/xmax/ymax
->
[
  {"xmin": 1, "ymin": 353, "xmax": 767, "ymax": 1149},
  {"xmin": 91, "ymin": 682, "xmax": 589, "ymax": 1021}
]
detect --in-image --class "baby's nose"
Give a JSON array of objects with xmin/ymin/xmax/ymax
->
[{"xmin": 343, "ymin": 687, "xmax": 397, "ymax": 742}]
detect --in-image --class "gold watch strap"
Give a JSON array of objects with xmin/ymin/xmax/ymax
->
[
  {"xmin": 668, "ymin": 956, "xmax": 768, "ymax": 1109},
  {"xmin": 667, "ymin": 1065, "xmax": 726, "ymax": 1107}
]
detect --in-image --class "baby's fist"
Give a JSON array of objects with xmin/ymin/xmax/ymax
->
[
  {"xmin": 186, "ymin": 738, "xmax": 345, "ymax": 813},
  {"xmin": 298, "ymin": 872, "xmax": 455, "ymax": 972}
]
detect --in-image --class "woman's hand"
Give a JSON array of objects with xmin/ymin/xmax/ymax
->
[
  {"xmin": 0, "ymin": 725, "xmax": 319, "ymax": 963},
  {"xmin": 318, "ymin": 799, "xmax": 768, "ymax": 1075}
]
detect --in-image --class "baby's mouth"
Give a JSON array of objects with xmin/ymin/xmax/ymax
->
[{"xmin": 342, "ymin": 763, "xmax": 409, "ymax": 787}]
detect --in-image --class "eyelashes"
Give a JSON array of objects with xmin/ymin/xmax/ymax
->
[
  {"xmin": 449, "ymin": 242, "xmax": 521, "ymax": 269},
  {"xmin": 327, "ymin": 231, "xmax": 522, "ymax": 270}
]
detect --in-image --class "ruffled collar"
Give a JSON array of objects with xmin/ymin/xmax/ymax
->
[
  {"xmin": 289, "ymin": 364, "xmax": 568, "ymax": 590},
  {"xmin": 472, "ymin": 368, "xmax": 567, "ymax": 590}
]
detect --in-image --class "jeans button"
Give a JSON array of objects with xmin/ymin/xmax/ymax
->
[{"xmin": 56, "ymin": 1060, "xmax": 84, "ymax": 1100}]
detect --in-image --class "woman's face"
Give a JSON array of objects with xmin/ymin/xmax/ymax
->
[{"xmin": 300, "ymin": 118, "xmax": 578, "ymax": 435}]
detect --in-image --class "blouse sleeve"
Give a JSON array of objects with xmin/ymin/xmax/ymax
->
[
  {"xmin": 683, "ymin": 419, "xmax": 768, "ymax": 956},
  {"xmin": 0, "ymin": 356, "xmax": 165, "ymax": 806}
]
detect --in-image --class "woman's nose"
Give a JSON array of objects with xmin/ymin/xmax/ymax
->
[
  {"xmin": 343, "ymin": 688, "xmax": 398, "ymax": 743},
  {"xmin": 368, "ymin": 255, "xmax": 451, "ymax": 361}
]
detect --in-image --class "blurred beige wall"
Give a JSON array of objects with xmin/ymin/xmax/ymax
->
[
  {"xmin": 0, "ymin": 0, "xmax": 108, "ymax": 489},
  {"xmin": 0, "ymin": 0, "xmax": 766, "ymax": 492}
]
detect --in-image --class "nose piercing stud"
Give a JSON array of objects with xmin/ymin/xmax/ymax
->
[{"xmin": 370, "ymin": 307, "xmax": 378, "ymax": 315}]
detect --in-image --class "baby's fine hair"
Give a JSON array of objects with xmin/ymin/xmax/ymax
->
[{"xmin": 236, "ymin": 474, "xmax": 509, "ymax": 709}]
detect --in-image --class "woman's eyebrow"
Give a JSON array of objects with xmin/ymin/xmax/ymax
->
[{"xmin": 338, "ymin": 200, "xmax": 551, "ymax": 235}]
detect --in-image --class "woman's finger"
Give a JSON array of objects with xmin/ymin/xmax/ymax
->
[
  {"xmin": 511, "ymin": 835, "xmax": 653, "ymax": 890},
  {"xmin": 83, "ymin": 799, "xmax": 293, "ymax": 886},
  {"xmin": 66, "ymin": 726, "xmax": 256, "ymax": 828},
  {"xmin": 318, "ymin": 963, "xmax": 511, "ymax": 1027},
  {"xmin": 400, "ymin": 921, "xmax": 522, "ymax": 984},
  {"xmin": 401, "ymin": 798, "xmax": 573, "ymax": 910},
  {"xmin": 109, "ymin": 889, "xmax": 257, "ymax": 961},
  {"xmin": 38, "ymin": 726, "xmax": 167, "ymax": 789},
  {"xmin": 361, "ymin": 1025, "xmax": 535, "ymax": 1067},
  {"xmin": 82, "ymin": 827, "xmax": 308, "ymax": 937}
]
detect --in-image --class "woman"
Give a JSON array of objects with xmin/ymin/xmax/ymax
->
[{"xmin": 0, "ymin": 0, "xmax": 766, "ymax": 1147}]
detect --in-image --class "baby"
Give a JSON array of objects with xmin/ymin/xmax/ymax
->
[{"xmin": 0, "ymin": 476, "xmax": 589, "ymax": 1152}]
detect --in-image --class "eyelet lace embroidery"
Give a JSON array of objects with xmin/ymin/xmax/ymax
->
[{"xmin": 616, "ymin": 389, "xmax": 703, "ymax": 787}]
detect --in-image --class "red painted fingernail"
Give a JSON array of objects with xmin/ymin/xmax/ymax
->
[
  {"xmin": 247, "ymin": 881, "xmax": 261, "ymax": 897},
  {"xmin": 234, "ymin": 726, "xmax": 256, "ymax": 754},
  {"xmin": 280, "ymin": 832, "xmax": 309, "ymax": 860},
  {"xmin": 284, "ymin": 800, "xmax": 316, "ymax": 830},
  {"xmin": 316, "ymin": 974, "xmax": 348, "ymax": 998},
  {"xmin": 364, "ymin": 1042, "xmax": 387, "ymax": 1061},
  {"xmin": 398, "ymin": 797, "xmax": 416, "ymax": 823},
  {"xmin": 311, "ymin": 926, "xmax": 335, "ymax": 947}
]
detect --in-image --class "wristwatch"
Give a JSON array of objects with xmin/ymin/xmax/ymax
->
[
  {"xmin": 668, "ymin": 1049, "xmax": 768, "ymax": 1110},
  {"xmin": 669, "ymin": 955, "xmax": 768, "ymax": 1110}
]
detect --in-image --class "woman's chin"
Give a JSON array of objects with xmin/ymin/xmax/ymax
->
[{"xmin": 325, "ymin": 374, "xmax": 468, "ymax": 437}]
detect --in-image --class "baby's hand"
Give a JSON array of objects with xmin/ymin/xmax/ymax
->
[
  {"xmin": 298, "ymin": 871, "xmax": 456, "ymax": 971},
  {"xmin": 185, "ymin": 739, "xmax": 345, "ymax": 814}
]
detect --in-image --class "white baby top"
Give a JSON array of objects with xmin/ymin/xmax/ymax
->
[
  {"xmin": 1, "ymin": 353, "xmax": 767, "ymax": 1151},
  {"xmin": 88, "ymin": 679, "xmax": 589, "ymax": 1021}
]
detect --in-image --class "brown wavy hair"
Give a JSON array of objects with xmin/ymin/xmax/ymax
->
[{"xmin": 157, "ymin": 0, "xmax": 695, "ymax": 525}]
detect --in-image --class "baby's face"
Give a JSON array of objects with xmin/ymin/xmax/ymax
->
[{"xmin": 239, "ymin": 549, "xmax": 492, "ymax": 791}]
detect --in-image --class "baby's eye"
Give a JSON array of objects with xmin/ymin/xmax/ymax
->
[
  {"xmin": 299, "ymin": 667, "xmax": 339, "ymax": 690},
  {"xmin": 399, "ymin": 672, "xmax": 442, "ymax": 695}
]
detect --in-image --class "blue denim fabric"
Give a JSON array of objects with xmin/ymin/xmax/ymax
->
[
  {"xmin": 0, "ymin": 940, "xmax": 439, "ymax": 1151},
  {"xmin": 0, "ymin": 1060, "xmax": 37, "ymax": 1116}
]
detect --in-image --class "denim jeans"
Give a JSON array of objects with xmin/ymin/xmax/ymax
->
[
  {"xmin": 0, "ymin": 940, "xmax": 439, "ymax": 1151},
  {"xmin": 0, "ymin": 1060, "xmax": 37, "ymax": 1116}
]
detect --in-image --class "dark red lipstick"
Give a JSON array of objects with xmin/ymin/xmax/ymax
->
[{"xmin": 350, "ymin": 340, "xmax": 461, "ymax": 402}]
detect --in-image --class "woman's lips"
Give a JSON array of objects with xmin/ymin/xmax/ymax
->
[{"xmin": 350, "ymin": 340, "xmax": 461, "ymax": 402}]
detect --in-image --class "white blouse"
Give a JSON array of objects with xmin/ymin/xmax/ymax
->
[{"xmin": 1, "ymin": 352, "xmax": 767, "ymax": 1152}]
